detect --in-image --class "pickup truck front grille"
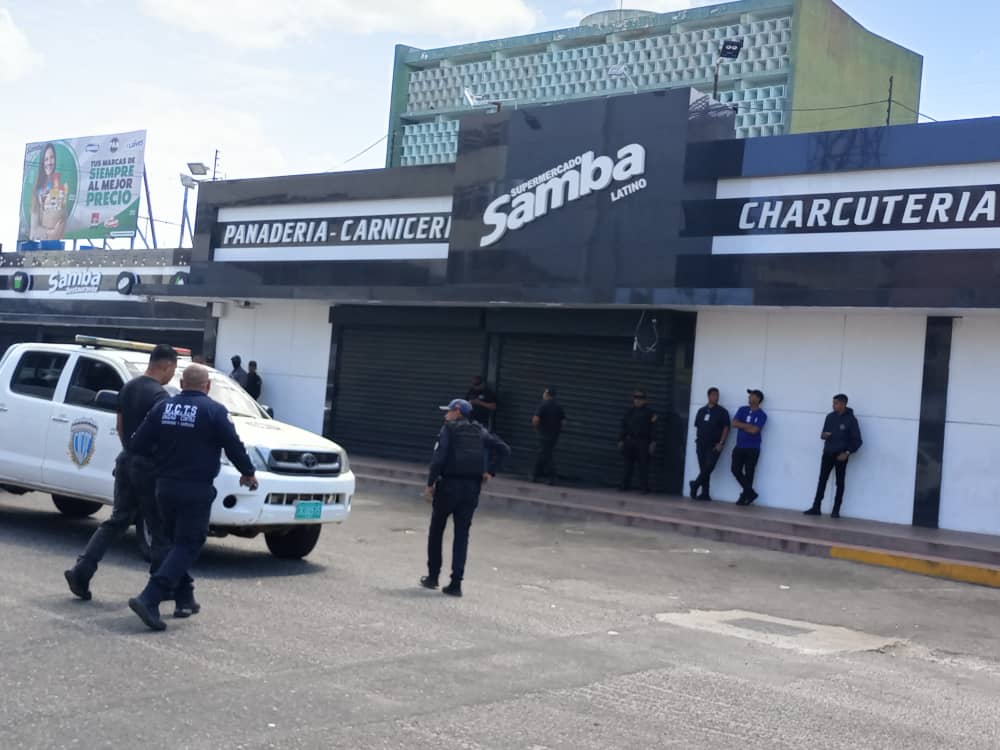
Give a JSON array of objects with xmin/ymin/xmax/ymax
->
[
  {"xmin": 265, "ymin": 493, "xmax": 343, "ymax": 506},
  {"xmin": 267, "ymin": 450, "xmax": 341, "ymax": 476}
]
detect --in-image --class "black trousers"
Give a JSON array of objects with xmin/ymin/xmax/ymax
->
[
  {"xmin": 427, "ymin": 477, "xmax": 481, "ymax": 583},
  {"xmin": 813, "ymin": 453, "xmax": 848, "ymax": 511},
  {"xmin": 76, "ymin": 452, "xmax": 168, "ymax": 579},
  {"xmin": 141, "ymin": 478, "xmax": 216, "ymax": 604},
  {"xmin": 622, "ymin": 438, "xmax": 651, "ymax": 491},
  {"xmin": 731, "ymin": 447, "xmax": 760, "ymax": 498},
  {"xmin": 692, "ymin": 441, "xmax": 721, "ymax": 495},
  {"xmin": 533, "ymin": 434, "xmax": 559, "ymax": 481}
]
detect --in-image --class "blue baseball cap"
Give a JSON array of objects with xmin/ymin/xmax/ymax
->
[{"xmin": 440, "ymin": 398, "xmax": 472, "ymax": 416}]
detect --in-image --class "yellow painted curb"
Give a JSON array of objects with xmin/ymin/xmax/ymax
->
[{"xmin": 830, "ymin": 546, "xmax": 1000, "ymax": 588}]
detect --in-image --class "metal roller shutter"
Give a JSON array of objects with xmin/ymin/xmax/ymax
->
[
  {"xmin": 333, "ymin": 327, "xmax": 486, "ymax": 463},
  {"xmin": 494, "ymin": 335, "xmax": 677, "ymax": 492}
]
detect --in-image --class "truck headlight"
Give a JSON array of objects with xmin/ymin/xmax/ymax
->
[{"xmin": 222, "ymin": 446, "xmax": 269, "ymax": 472}]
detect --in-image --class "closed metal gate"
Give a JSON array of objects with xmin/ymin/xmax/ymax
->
[
  {"xmin": 493, "ymin": 335, "xmax": 677, "ymax": 491},
  {"xmin": 332, "ymin": 327, "xmax": 486, "ymax": 463}
]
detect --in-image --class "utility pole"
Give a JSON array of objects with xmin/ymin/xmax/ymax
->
[
  {"xmin": 212, "ymin": 149, "xmax": 220, "ymax": 181},
  {"xmin": 886, "ymin": 76, "xmax": 894, "ymax": 127}
]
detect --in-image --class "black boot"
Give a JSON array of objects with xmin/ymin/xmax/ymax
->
[
  {"xmin": 420, "ymin": 576, "xmax": 439, "ymax": 590},
  {"xmin": 688, "ymin": 480, "xmax": 698, "ymax": 499},
  {"xmin": 442, "ymin": 580, "xmax": 463, "ymax": 597},
  {"xmin": 804, "ymin": 503, "xmax": 822, "ymax": 516},
  {"xmin": 831, "ymin": 503, "xmax": 842, "ymax": 519},
  {"xmin": 128, "ymin": 593, "xmax": 166, "ymax": 631},
  {"xmin": 64, "ymin": 567, "xmax": 93, "ymax": 601}
]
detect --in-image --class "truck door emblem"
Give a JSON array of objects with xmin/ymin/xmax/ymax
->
[{"xmin": 68, "ymin": 419, "xmax": 99, "ymax": 468}]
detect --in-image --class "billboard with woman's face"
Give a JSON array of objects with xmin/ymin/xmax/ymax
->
[{"xmin": 17, "ymin": 130, "xmax": 146, "ymax": 244}]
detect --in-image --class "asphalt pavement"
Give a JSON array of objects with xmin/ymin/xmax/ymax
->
[{"xmin": 1, "ymin": 487, "xmax": 999, "ymax": 749}]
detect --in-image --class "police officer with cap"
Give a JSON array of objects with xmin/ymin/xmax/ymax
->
[
  {"xmin": 421, "ymin": 398, "xmax": 510, "ymax": 597},
  {"xmin": 127, "ymin": 363, "xmax": 258, "ymax": 631},
  {"xmin": 618, "ymin": 388, "xmax": 658, "ymax": 493}
]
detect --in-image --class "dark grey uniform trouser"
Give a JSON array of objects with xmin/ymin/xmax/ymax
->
[{"xmin": 77, "ymin": 452, "xmax": 169, "ymax": 578}]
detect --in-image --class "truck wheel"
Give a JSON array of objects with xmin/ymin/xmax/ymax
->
[
  {"xmin": 135, "ymin": 514, "xmax": 153, "ymax": 562},
  {"xmin": 265, "ymin": 525, "xmax": 321, "ymax": 559},
  {"xmin": 52, "ymin": 495, "xmax": 103, "ymax": 518}
]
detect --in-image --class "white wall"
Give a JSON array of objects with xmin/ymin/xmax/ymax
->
[
  {"xmin": 215, "ymin": 301, "xmax": 331, "ymax": 435},
  {"xmin": 940, "ymin": 316, "xmax": 1000, "ymax": 535},
  {"xmin": 685, "ymin": 309, "xmax": 926, "ymax": 524}
]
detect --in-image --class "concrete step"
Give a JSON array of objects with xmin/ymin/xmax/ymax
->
[{"xmin": 353, "ymin": 457, "xmax": 1000, "ymax": 586}]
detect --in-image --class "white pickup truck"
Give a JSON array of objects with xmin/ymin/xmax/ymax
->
[{"xmin": 0, "ymin": 337, "xmax": 355, "ymax": 559}]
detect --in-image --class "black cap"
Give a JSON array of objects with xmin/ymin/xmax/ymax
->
[{"xmin": 747, "ymin": 388, "xmax": 764, "ymax": 402}]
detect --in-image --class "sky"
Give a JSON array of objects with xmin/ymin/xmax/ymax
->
[{"xmin": 1, "ymin": 0, "xmax": 998, "ymax": 250}]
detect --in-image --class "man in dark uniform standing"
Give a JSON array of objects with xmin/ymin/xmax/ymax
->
[
  {"xmin": 689, "ymin": 387, "xmax": 730, "ymax": 501},
  {"xmin": 127, "ymin": 364, "xmax": 258, "ymax": 631},
  {"xmin": 64, "ymin": 344, "xmax": 178, "ymax": 600},
  {"xmin": 618, "ymin": 388, "xmax": 658, "ymax": 494},
  {"xmin": 465, "ymin": 375, "xmax": 497, "ymax": 428},
  {"xmin": 421, "ymin": 398, "xmax": 510, "ymax": 598},
  {"xmin": 532, "ymin": 386, "xmax": 566, "ymax": 485},
  {"xmin": 804, "ymin": 393, "xmax": 863, "ymax": 518},
  {"xmin": 732, "ymin": 389, "xmax": 767, "ymax": 505},
  {"xmin": 246, "ymin": 361, "xmax": 263, "ymax": 401}
]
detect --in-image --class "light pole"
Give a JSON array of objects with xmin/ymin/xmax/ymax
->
[
  {"xmin": 713, "ymin": 38, "xmax": 744, "ymax": 100},
  {"xmin": 179, "ymin": 173, "xmax": 199, "ymax": 248}
]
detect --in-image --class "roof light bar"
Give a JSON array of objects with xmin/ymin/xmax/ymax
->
[{"xmin": 74, "ymin": 335, "xmax": 193, "ymax": 357}]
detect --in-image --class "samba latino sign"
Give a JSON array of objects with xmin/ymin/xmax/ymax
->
[{"xmin": 17, "ymin": 130, "xmax": 146, "ymax": 243}]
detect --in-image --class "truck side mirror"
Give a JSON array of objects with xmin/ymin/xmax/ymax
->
[
  {"xmin": 95, "ymin": 389, "xmax": 119, "ymax": 412},
  {"xmin": 262, "ymin": 405, "xmax": 274, "ymax": 418}
]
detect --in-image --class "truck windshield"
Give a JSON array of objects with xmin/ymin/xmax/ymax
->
[{"xmin": 124, "ymin": 360, "xmax": 267, "ymax": 419}]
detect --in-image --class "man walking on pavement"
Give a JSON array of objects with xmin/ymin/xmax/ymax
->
[
  {"xmin": 127, "ymin": 364, "xmax": 258, "ymax": 631},
  {"xmin": 618, "ymin": 388, "xmax": 658, "ymax": 494},
  {"xmin": 731, "ymin": 389, "xmax": 767, "ymax": 506},
  {"xmin": 532, "ymin": 386, "xmax": 566, "ymax": 485},
  {"xmin": 229, "ymin": 355, "xmax": 248, "ymax": 389},
  {"xmin": 422, "ymin": 398, "xmax": 510, "ymax": 597},
  {"xmin": 64, "ymin": 344, "xmax": 177, "ymax": 600},
  {"xmin": 689, "ymin": 387, "xmax": 730, "ymax": 501},
  {"xmin": 805, "ymin": 393, "xmax": 863, "ymax": 518}
]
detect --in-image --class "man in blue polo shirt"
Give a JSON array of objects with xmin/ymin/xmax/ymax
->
[{"xmin": 731, "ymin": 389, "xmax": 767, "ymax": 506}]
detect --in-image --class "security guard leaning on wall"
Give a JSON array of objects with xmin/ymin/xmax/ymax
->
[
  {"xmin": 618, "ymin": 388, "xmax": 658, "ymax": 494},
  {"xmin": 127, "ymin": 363, "xmax": 258, "ymax": 631},
  {"xmin": 421, "ymin": 398, "xmax": 510, "ymax": 598}
]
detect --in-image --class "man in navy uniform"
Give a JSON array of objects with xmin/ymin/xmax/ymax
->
[
  {"xmin": 731, "ymin": 389, "xmax": 767, "ymax": 505},
  {"xmin": 804, "ymin": 393, "xmax": 863, "ymax": 518},
  {"xmin": 532, "ymin": 386, "xmax": 566, "ymax": 485},
  {"xmin": 127, "ymin": 363, "xmax": 258, "ymax": 631},
  {"xmin": 421, "ymin": 398, "xmax": 510, "ymax": 598},
  {"xmin": 65, "ymin": 344, "xmax": 177, "ymax": 600},
  {"xmin": 618, "ymin": 388, "xmax": 658, "ymax": 494},
  {"xmin": 689, "ymin": 387, "xmax": 731, "ymax": 501}
]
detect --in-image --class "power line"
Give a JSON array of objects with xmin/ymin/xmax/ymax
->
[
  {"xmin": 328, "ymin": 134, "xmax": 388, "ymax": 171},
  {"xmin": 892, "ymin": 100, "xmax": 939, "ymax": 122}
]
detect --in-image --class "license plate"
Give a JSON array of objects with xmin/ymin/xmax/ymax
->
[{"xmin": 294, "ymin": 501, "xmax": 323, "ymax": 520}]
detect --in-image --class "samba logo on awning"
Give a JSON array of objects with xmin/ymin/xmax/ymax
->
[{"xmin": 479, "ymin": 144, "xmax": 647, "ymax": 247}]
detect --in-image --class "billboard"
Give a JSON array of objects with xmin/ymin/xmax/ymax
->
[{"xmin": 17, "ymin": 130, "xmax": 146, "ymax": 243}]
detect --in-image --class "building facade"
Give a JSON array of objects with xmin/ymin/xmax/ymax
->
[
  {"xmin": 0, "ymin": 249, "xmax": 205, "ymax": 355},
  {"xmin": 138, "ymin": 89, "xmax": 1000, "ymax": 537},
  {"xmin": 386, "ymin": 0, "xmax": 922, "ymax": 167}
]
